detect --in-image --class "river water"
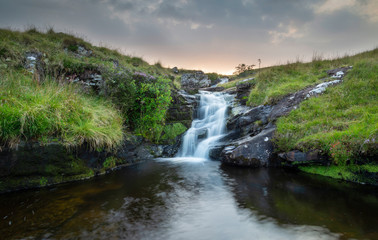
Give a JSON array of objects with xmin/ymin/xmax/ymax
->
[
  {"xmin": 0, "ymin": 160, "xmax": 377, "ymax": 239},
  {"xmin": 1, "ymin": 92, "xmax": 377, "ymax": 239}
]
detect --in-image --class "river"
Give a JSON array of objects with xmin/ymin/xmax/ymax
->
[{"xmin": 0, "ymin": 92, "xmax": 377, "ymax": 239}]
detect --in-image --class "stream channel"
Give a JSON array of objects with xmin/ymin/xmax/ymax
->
[{"xmin": 0, "ymin": 92, "xmax": 377, "ymax": 239}]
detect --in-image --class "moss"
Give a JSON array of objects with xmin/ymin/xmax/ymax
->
[{"xmin": 299, "ymin": 164, "xmax": 378, "ymax": 184}]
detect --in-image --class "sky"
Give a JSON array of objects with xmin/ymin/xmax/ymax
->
[{"xmin": 0, "ymin": 0, "xmax": 377, "ymax": 74}]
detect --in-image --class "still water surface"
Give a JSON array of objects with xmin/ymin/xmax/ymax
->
[{"xmin": 1, "ymin": 159, "xmax": 377, "ymax": 239}]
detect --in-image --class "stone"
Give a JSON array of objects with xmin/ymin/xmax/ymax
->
[
  {"xmin": 278, "ymin": 150, "xmax": 329, "ymax": 165},
  {"xmin": 236, "ymin": 81, "xmax": 254, "ymax": 105},
  {"xmin": 200, "ymin": 86, "xmax": 225, "ymax": 92},
  {"xmin": 221, "ymin": 128, "xmax": 276, "ymax": 167},
  {"xmin": 181, "ymin": 71, "xmax": 210, "ymax": 92},
  {"xmin": 24, "ymin": 51, "xmax": 45, "ymax": 82},
  {"xmin": 166, "ymin": 89, "xmax": 198, "ymax": 128}
]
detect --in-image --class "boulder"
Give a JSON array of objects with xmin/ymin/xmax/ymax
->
[
  {"xmin": 221, "ymin": 128, "xmax": 276, "ymax": 167},
  {"xmin": 181, "ymin": 71, "xmax": 210, "ymax": 92}
]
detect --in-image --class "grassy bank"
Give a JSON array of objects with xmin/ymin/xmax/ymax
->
[
  {"xmin": 0, "ymin": 71, "xmax": 124, "ymax": 150},
  {"xmin": 0, "ymin": 28, "xmax": 187, "ymax": 146},
  {"xmin": 224, "ymin": 48, "xmax": 377, "ymax": 183}
]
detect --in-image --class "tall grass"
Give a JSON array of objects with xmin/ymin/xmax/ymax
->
[{"xmin": 0, "ymin": 71, "xmax": 124, "ymax": 150}]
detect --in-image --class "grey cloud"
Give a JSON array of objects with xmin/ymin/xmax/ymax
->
[{"xmin": 0, "ymin": 0, "xmax": 376, "ymax": 73}]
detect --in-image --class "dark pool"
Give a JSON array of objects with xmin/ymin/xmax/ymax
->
[{"xmin": 1, "ymin": 158, "xmax": 377, "ymax": 239}]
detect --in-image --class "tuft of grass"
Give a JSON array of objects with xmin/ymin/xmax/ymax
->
[{"xmin": 0, "ymin": 71, "xmax": 124, "ymax": 150}]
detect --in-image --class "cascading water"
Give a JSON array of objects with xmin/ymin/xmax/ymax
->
[{"xmin": 178, "ymin": 91, "xmax": 229, "ymax": 159}]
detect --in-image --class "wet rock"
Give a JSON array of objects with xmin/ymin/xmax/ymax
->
[
  {"xmin": 278, "ymin": 150, "xmax": 329, "ymax": 165},
  {"xmin": 166, "ymin": 90, "xmax": 198, "ymax": 128},
  {"xmin": 209, "ymin": 145, "xmax": 225, "ymax": 160},
  {"xmin": 221, "ymin": 128, "xmax": 276, "ymax": 167},
  {"xmin": 200, "ymin": 86, "xmax": 225, "ymax": 92},
  {"xmin": 181, "ymin": 71, "xmax": 210, "ymax": 93},
  {"xmin": 227, "ymin": 105, "xmax": 272, "ymax": 137},
  {"xmin": 196, "ymin": 128, "xmax": 208, "ymax": 139}
]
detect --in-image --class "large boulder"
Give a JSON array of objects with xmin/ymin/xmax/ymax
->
[
  {"xmin": 181, "ymin": 71, "xmax": 210, "ymax": 93},
  {"xmin": 166, "ymin": 90, "xmax": 198, "ymax": 128},
  {"xmin": 221, "ymin": 128, "xmax": 276, "ymax": 167}
]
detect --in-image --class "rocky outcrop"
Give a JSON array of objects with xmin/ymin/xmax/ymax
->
[
  {"xmin": 65, "ymin": 69, "xmax": 103, "ymax": 91},
  {"xmin": 181, "ymin": 71, "xmax": 210, "ymax": 93},
  {"xmin": 236, "ymin": 81, "xmax": 254, "ymax": 105},
  {"xmin": 166, "ymin": 89, "xmax": 198, "ymax": 128},
  {"xmin": 221, "ymin": 67, "xmax": 351, "ymax": 168},
  {"xmin": 222, "ymin": 128, "xmax": 276, "ymax": 167},
  {"xmin": 0, "ymin": 136, "xmax": 161, "ymax": 193},
  {"xmin": 24, "ymin": 51, "xmax": 45, "ymax": 82}
]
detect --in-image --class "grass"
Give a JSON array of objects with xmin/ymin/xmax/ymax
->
[
  {"xmin": 275, "ymin": 50, "xmax": 378, "ymax": 164},
  {"xmin": 0, "ymin": 71, "xmax": 124, "ymax": 150},
  {"xmin": 299, "ymin": 164, "xmax": 378, "ymax": 184},
  {"xmin": 0, "ymin": 27, "xmax": 173, "ymax": 77}
]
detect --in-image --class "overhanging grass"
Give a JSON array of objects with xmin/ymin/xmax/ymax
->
[
  {"xmin": 299, "ymin": 164, "xmax": 378, "ymax": 184},
  {"xmin": 0, "ymin": 71, "xmax": 124, "ymax": 150},
  {"xmin": 275, "ymin": 50, "xmax": 378, "ymax": 164}
]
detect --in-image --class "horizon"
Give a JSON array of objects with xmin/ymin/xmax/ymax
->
[{"xmin": 0, "ymin": 0, "xmax": 377, "ymax": 74}]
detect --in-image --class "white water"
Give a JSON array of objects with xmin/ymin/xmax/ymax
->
[{"xmin": 178, "ymin": 91, "xmax": 229, "ymax": 159}]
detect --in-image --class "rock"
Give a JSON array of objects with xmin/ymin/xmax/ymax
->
[
  {"xmin": 227, "ymin": 105, "xmax": 272, "ymax": 137},
  {"xmin": 200, "ymin": 86, "xmax": 225, "ymax": 92},
  {"xmin": 77, "ymin": 46, "xmax": 92, "ymax": 57},
  {"xmin": 221, "ymin": 128, "xmax": 276, "ymax": 167},
  {"xmin": 326, "ymin": 66, "xmax": 352, "ymax": 78},
  {"xmin": 172, "ymin": 67, "xmax": 179, "ymax": 74},
  {"xmin": 236, "ymin": 81, "xmax": 254, "ymax": 105},
  {"xmin": 278, "ymin": 150, "xmax": 329, "ymax": 165},
  {"xmin": 209, "ymin": 145, "xmax": 225, "ymax": 160},
  {"xmin": 306, "ymin": 80, "xmax": 342, "ymax": 98},
  {"xmin": 166, "ymin": 89, "xmax": 198, "ymax": 128},
  {"xmin": 66, "ymin": 70, "xmax": 103, "ymax": 91},
  {"xmin": 24, "ymin": 51, "xmax": 45, "ymax": 82},
  {"xmin": 196, "ymin": 128, "xmax": 208, "ymax": 139},
  {"xmin": 181, "ymin": 71, "xmax": 210, "ymax": 92}
]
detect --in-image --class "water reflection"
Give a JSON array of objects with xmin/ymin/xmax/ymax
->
[{"xmin": 0, "ymin": 160, "xmax": 377, "ymax": 239}]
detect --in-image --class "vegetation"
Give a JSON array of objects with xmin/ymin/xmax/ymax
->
[
  {"xmin": 0, "ymin": 71, "xmax": 124, "ymax": 150},
  {"xmin": 224, "ymin": 48, "xmax": 377, "ymax": 182},
  {"xmin": 299, "ymin": 164, "xmax": 378, "ymax": 184},
  {"xmin": 275, "ymin": 50, "xmax": 378, "ymax": 166},
  {"xmin": 0, "ymin": 27, "xmax": 179, "ymax": 147}
]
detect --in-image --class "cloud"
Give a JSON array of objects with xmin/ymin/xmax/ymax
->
[
  {"xmin": 314, "ymin": 0, "xmax": 378, "ymax": 22},
  {"xmin": 0, "ymin": 0, "xmax": 376, "ymax": 74},
  {"xmin": 269, "ymin": 23, "xmax": 305, "ymax": 44}
]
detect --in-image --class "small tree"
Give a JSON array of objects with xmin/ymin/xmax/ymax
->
[{"xmin": 234, "ymin": 63, "xmax": 255, "ymax": 75}]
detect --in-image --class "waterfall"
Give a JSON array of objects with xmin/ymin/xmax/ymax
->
[{"xmin": 178, "ymin": 91, "xmax": 229, "ymax": 159}]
